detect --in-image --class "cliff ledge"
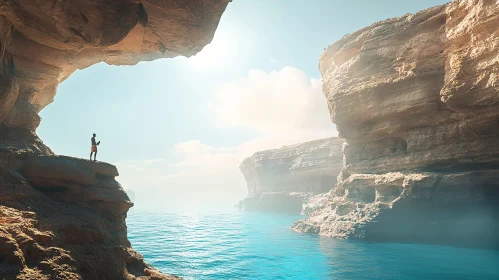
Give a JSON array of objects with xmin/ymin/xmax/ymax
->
[{"xmin": 0, "ymin": 0, "xmax": 230, "ymax": 279}]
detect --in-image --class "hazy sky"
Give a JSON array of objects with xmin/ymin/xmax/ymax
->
[{"xmin": 38, "ymin": 0, "xmax": 449, "ymax": 208}]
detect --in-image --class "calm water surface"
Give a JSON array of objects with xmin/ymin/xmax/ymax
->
[{"xmin": 127, "ymin": 208, "xmax": 499, "ymax": 280}]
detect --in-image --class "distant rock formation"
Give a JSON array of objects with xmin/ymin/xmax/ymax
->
[
  {"xmin": 294, "ymin": 0, "xmax": 499, "ymax": 249},
  {"xmin": 127, "ymin": 189, "xmax": 137, "ymax": 204},
  {"xmin": 238, "ymin": 138, "xmax": 344, "ymax": 213},
  {"xmin": 0, "ymin": 1, "xmax": 230, "ymax": 279}
]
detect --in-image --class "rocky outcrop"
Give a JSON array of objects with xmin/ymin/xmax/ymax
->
[
  {"xmin": 294, "ymin": 0, "xmax": 499, "ymax": 249},
  {"xmin": 0, "ymin": 0, "xmax": 230, "ymax": 132},
  {"xmin": 301, "ymin": 193, "xmax": 329, "ymax": 216},
  {"xmin": 0, "ymin": 149, "xmax": 182, "ymax": 279},
  {"xmin": 0, "ymin": 1, "xmax": 230, "ymax": 279},
  {"xmin": 238, "ymin": 138, "xmax": 344, "ymax": 213}
]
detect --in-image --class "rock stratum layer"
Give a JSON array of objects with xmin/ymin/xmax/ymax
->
[
  {"xmin": 0, "ymin": 1, "xmax": 230, "ymax": 279},
  {"xmin": 239, "ymin": 138, "xmax": 343, "ymax": 213},
  {"xmin": 294, "ymin": 0, "xmax": 499, "ymax": 249},
  {"xmin": 0, "ymin": 153, "xmax": 179, "ymax": 280}
]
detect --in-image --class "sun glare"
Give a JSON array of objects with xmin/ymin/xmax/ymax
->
[{"xmin": 187, "ymin": 29, "xmax": 240, "ymax": 70}]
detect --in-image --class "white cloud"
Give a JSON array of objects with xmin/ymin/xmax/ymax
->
[
  {"xmin": 270, "ymin": 59, "xmax": 277, "ymax": 64},
  {"xmin": 117, "ymin": 67, "xmax": 337, "ymax": 209},
  {"xmin": 212, "ymin": 67, "xmax": 334, "ymax": 132}
]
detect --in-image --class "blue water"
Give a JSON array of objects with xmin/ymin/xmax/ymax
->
[{"xmin": 127, "ymin": 208, "xmax": 499, "ymax": 280}]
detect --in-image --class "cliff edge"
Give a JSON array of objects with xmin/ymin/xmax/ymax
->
[
  {"xmin": 0, "ymin": 0, "xmax": 230, "ymax": 279},
  {"xmin": 293, "ymin": 0, "xmax": 499, "ymax": 249}
]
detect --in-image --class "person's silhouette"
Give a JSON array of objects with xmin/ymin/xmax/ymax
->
[{"xmin": 90, "ymin": 133, "xmax": 100, "ymax": 161}]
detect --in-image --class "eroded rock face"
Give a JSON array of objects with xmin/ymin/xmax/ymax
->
[
  {"xmin": 0, "ymin": 0, "xmax": 230, "ymax": 131},
  {"xmin": 238, "ymin": 138, "xmax": 344, "ymax": 213},
  {"xmin": 0, "ymin": 151, "xmax": 182, "ymax": 279},
  {"xmin": 294, "ymin": 0, "xmax": 499, "ymax": 248},
  {"xmin": 0, "ymin": 1, "xmax": 230, "ymax": 279}
]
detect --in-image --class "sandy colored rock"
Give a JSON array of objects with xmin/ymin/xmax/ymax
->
[
  {"xmin": 294, "ymin": 0, "xmax": 499, "ymax": 248},
  {"xmin": 0, "ymin": 1, "xmax": 230, "ymax": 279},
  {"xmin": 0, "ymin": 75, "xmax": 18, "ymax": 122},
  {"xmin": 0, "ymin": 0, "xmax": 230, "ymax": 131},
  {"xmin": 0, "ymin": 154, "xmax": 182, "ymax": 279},
  {"xmin": 238, "ymin": 138, "xmax": 343, "ymax": 213}
]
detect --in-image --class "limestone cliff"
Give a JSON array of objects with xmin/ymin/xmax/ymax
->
[
  {"xmin": 294, "ymin": 0, "xmax": 499, "ymax": 249},
  {"xmin": 0, "ymin": 1, "xmax": 230, "ymax": 279},
  {"xmin": 238, "ymin": 138, "xmax": 343, "ymax": 213}
]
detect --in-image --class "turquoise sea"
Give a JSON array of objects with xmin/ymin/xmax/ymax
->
[{"xmin": 127, "ymin": 208, "xmax": 499, "ymax": 280}]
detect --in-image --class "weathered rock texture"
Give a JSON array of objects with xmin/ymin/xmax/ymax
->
[
  {"xmin": 294, "ymin": 0, "xmax": 499, "ymax": 249},
  {"xmin": 238, "ymin": 138, "xmax": 344, "ymax": 213},
  {"xmin": 0, "ymin": 0, "xmax": 230, "ymax": 131},
  {"xmin": 0, "ymin": 152, "xmax": 182, "ymax": 280},
  {"xmin": 0, "ymin": 1, "xmax": 230, "ymax": 279}
]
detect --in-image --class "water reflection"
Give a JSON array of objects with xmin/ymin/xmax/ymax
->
[{"xmin": 318, "ymin": 236, "xmax": 499, "ymax": 280}]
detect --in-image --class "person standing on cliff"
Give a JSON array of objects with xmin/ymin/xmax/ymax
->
[{"xmin": 90, "ymin": 133, "xmax": 100, "ymax": 161}]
